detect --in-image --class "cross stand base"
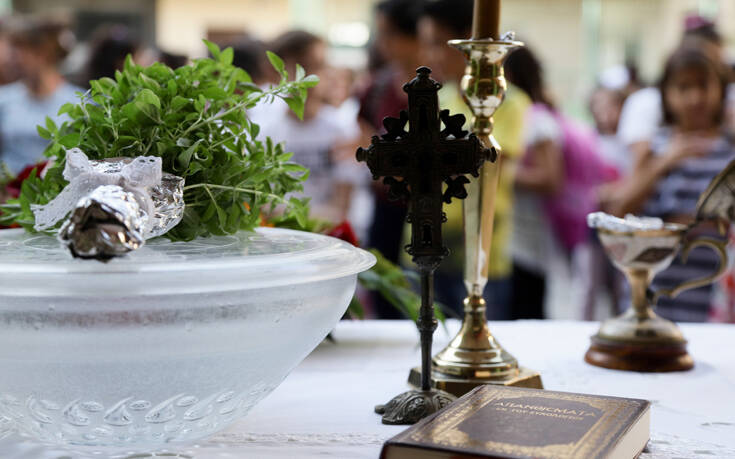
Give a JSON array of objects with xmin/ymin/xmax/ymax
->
[{"xmin": 374, "ymin": 388, "xmax": 456, "ymax": 425}]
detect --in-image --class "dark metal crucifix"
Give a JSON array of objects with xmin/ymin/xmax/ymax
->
[{"xmin": 357, "ymin": 67, "xmax": 494, "ymax": 424}]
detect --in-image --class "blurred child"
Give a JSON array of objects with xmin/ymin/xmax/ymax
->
[
  {"xmin": 321, "ymin": 66, "xmax": 373, "ymax": 241},
  {"xmin": 617, "ymin": 17, "xmax": 732, "ymax": 174},
  {"xmin": 590, "ymin": 86, "xmax": 630, "ymax": 176},
  {"xmin": 251, "ymin": 30, "xmax": 360, "ymax": 223},
  {"xmin": 583, "ymin": 86, "xmax": 629, "ymax": 319},
  {"xmin": 609, "ymin": 45, "xmax": 734, "ymax": 322}
]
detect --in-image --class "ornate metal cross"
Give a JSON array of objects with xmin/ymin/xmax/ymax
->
[{"xmin": 357, "ymin": 66, "xmax": 493, "ymax": 424}]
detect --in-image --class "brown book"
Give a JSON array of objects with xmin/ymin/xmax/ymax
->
[{"xmin": 381, "ymin": 385, "xmax": 650, "ymax": 459}]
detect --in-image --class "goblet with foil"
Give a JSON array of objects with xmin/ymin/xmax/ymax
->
[{"xmin": 585, "ymin": 213, "xmax": 727, "ymax": 372}]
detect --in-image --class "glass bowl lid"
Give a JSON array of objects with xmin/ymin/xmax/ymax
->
[{"xmin": 0, "ymin": 227, "xmax": 376, "ymax": 296}]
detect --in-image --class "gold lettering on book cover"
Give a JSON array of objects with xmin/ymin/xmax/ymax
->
[{"xmin": 408, "ymin": 389, "xmax": 643, "ymax": 458}]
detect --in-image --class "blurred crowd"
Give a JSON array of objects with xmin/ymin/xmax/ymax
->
[
  {"xmin": 1, "ymin": 1, "xmax": 735, "ymax": 323},
  {"xmin": 0, "ymin": 15, "xmax": 185, "ymax": 191}
]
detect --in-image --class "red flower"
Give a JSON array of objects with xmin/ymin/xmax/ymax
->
[
  {"xmin": 5, "ymin": 161, "xmax": 47, "ymax": 199},
  {"xmin": 327, "ymin": 221, "xmax": 359, "ymax": 247},
  {"xmin": 1, "ymin": 161, "xmax": 47, "ymax": 229}
]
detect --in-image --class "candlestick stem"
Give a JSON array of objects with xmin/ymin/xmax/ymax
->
[{"xmin": 463, "ymin": 133, "xmax": 501, "ymax": 297}]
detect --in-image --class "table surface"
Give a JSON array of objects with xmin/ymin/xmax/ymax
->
[{"xmin": 1, "ymin": 320, "xmax": 734, "ymax": 458}]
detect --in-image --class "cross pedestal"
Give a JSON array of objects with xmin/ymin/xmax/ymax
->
[{"xmin": 357, "ymin": 67, "xmax": 493, "ymax": 424}]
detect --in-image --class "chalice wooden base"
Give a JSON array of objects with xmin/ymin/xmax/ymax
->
[{"xmin": 585, "ymin": 335, "xmax": 694, "ymax": 372}]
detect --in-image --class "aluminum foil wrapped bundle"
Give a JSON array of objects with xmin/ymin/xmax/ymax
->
[
  {"xmin": 59, "ymin": 185, "xmax": 146, "ymax": 259},
  {"xmin": 587, "ymin": 212, "xmax": 665, "ymax": 233},
  {"xmin": 31, "ymin": 148, "xmax": 185, "ymax": 259}
]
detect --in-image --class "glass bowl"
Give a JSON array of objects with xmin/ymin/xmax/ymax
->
[{"xmin": 0, "ymin": 227, "xmax": 375, "ymax": 452}]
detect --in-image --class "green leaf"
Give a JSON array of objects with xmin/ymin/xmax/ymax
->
[
  {"xmin": 266, "ymin": 51, "xmax": 286, "ymax": 77},
  {"xmin": 202, "ymin": 86, "xmax": 227, "ymax": 99},
  {"xmin": 295, "ymin": 64, "xmax": 305, "ymax": 81},
  {"xmin": 216, "ymin": 205, "xmax": 227, "ymax": 228},
  {"xmin": 288, "ymin": 197, "xmax": 309, "ymax": 228},
  {"xmin": 97, "ymin": 77, "xmax": 116, "ymax": 91},
  {"xmin": 227, "ymin": 200, "xmax": 240, "ymax": 228},
  {"xmin": 123, "ymin": 54, "xmax": 138, "ymax": 73},
  {"xmin": 177, "ymin": 139, "xmax": 201, "ymax": 169},
  {"xmin": 248, "ymin": 122, "xmax": 260, "ymax": 139},
  {"xmin": 45, "ymin": 116, "xmax": 57, "ymax": 134},
  {"xmin": 170, "ymin": 95, "xmax": 190, "ymax": 111},
  {"xmin": 136, "ymin": 88, "xmax": 161, "ymax": 109},
  {"xmin": 302, "ymin": 74, "xmax": 320, "ymax": 87},
  {"xmin": 220, "ymin": 47, "xmax": 233, "ymax": 65},
  {"xmin": 166, "ymin": 79, "xmax": 178, "ymax": 96},
  {"xmin": 202, "ymin": 202, "xmax": 216, "ymax": 221},
  {"xmin": 139, "ymin": 73, "xmax": 161, "ymax": 90},
  {"xmin": 57, "ymin": 102, "xmax": 75, "ymax": 116},
  {"xmin": 283, "ymin": 96, "xmax": 304, "ymax": 120},
  {"xmin": 122, "ymin": 88, "xmax": 161, "ymax": 124},
  {"xmin": 36, "ymin": 125, "xmax": 51, "ymax": 139},
  {"xmin": 58, "ymin": 133, "xmax": 81, "ymax": 148},
  {"xmin": 203, "ymin": 39, "xmax": 220, "ymax": 59},
  {"xmin": 233, "ymin": 68, "xmax": 252, "ymax": 84}
]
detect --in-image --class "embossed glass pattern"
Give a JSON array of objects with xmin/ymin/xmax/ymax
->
[{"xmin": 0, "ymin": 228, "xmax": 375, "ymax": 451}]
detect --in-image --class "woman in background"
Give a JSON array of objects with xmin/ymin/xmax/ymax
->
[
  {"xmin": 505, "ymin": 47, "xmax": 561, "ymax": 320},
  {"xmin": 0, "ymin": 17, "xmax": 79, "ymax": 176},
  {"xmin": 506, "ymin": 47, "xmax": 612, "ymax": 319}
]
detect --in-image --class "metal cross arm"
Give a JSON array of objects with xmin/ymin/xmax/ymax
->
[{"xmin": 356, "ymin": 66, "xmax": 494, "ymax": 268}]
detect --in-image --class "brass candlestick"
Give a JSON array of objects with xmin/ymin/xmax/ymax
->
[{"xmin": 409, "ymin": 32, "xmax": 542, "ymax": 396}]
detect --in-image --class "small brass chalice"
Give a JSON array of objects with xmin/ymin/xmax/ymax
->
[{"xmin": 585, "ymin": 213, "xmax": 727, "ymax": 372}]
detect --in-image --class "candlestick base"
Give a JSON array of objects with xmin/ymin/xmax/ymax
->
[
  {"xmin": 408, "ymin": 365, "xmax": 542, "ymax": 397},
  {"xmin": 374, "ymin": 389, "xmax": 456, "ymax": 425},
  {"xmin": 424, "ymin": 296, "xmax": 542, "ymax": 397}
]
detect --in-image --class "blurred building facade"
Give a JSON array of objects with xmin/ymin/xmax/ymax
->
[
  {"xmin": 12, "ymin": 0, "xmax": 155, "ymax": 44},
  {"xmin": 10, "ymin": 0, "xmax": 735, "ymax": 117}
]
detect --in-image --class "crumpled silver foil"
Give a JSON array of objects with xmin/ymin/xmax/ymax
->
[
  {"xmin": 34, "ymin": 149, "xmax": 186, "ymax": 260},
  {"xmin": 59, "ymin": 185, "xmax": 146, "ymax": 260},
  {"xmin": 587, "ymin": 212, "xmax": 665, "ymax": 233},
  {"xmin": 90, "ymin": 157, "xmax": 185, "ymax": 238},
  {"xmin": 148, "ymin": 172, "xmax": 186, "ymax": 238}
]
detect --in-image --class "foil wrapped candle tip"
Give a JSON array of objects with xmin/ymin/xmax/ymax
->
[{"xmin": 31, "ymin": 149, "xmax": 185, "ymax": 260}]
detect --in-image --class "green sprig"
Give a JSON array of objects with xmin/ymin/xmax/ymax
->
[{"xmin": 0, "ymin": 40, "xmax": 319, "ymax": 240}]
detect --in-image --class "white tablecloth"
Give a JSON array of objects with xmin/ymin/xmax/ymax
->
[{"xmin": 2, "ymin": 320, "xmax": 734, "ymax": 458}]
